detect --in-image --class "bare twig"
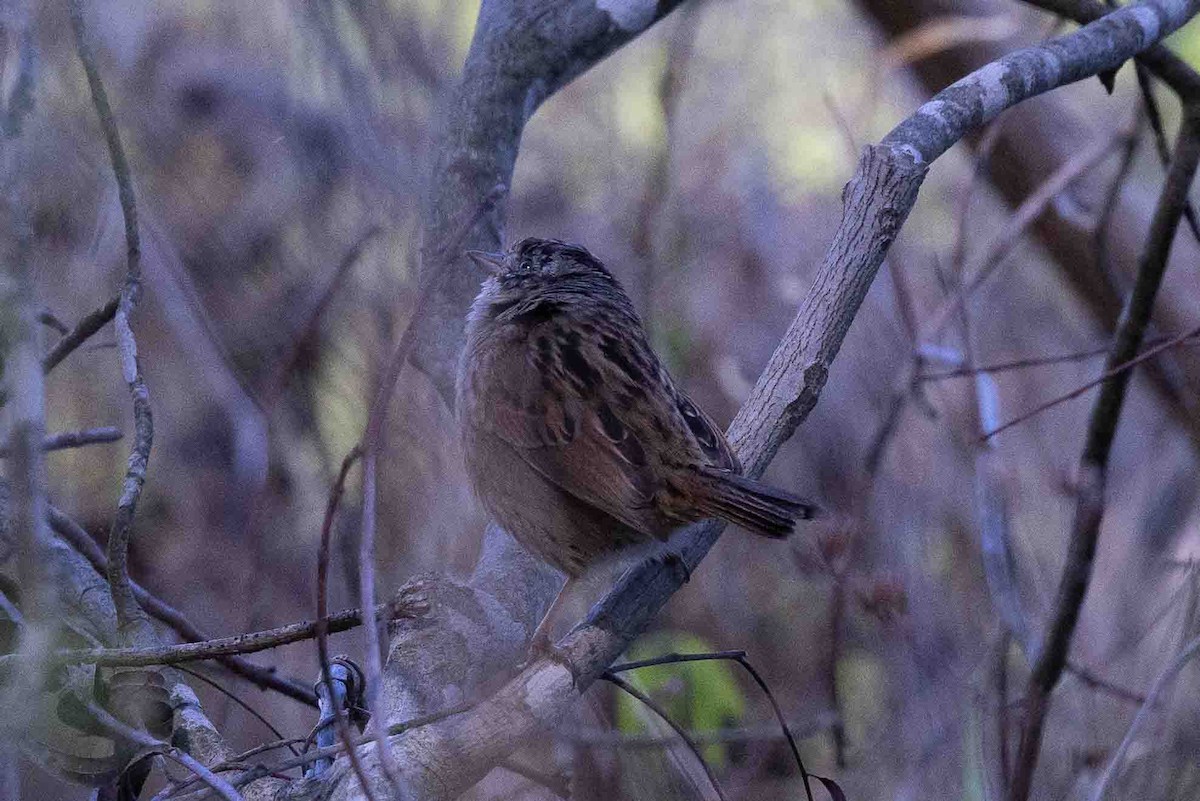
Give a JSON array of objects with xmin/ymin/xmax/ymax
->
[
  {"xmin": 1065, "ymin": 661, "xmax": 1146, "ymax": 705},
  {"xmin": 917, "ymin": 334, "xmax": 1197, "ymax": 381},
  {"xmin": 313, "ymin": 448, "xmax": 377, "ymax": 799},
  {"xmin": 601, "ymin": 672, "xmax": 728, "ymax": 801},
  {"xmin": 981, "ymin": 321, "xmax": 1200, "ymax": 441},
  {"xmin": 226, "ymin": 702, "xmax": 476, "ymax": 788},
  {"xmin": 608, "ymin": 650, "xmax": 822, "ymax": 801},
  {"xmin": 40, "ymin": 296, "xmax": 118, "ymax": 373},
  {"xmin": 44, "ymin": 504, "xmax": 317, "ymax": 705},
  {"xmin": 174, "ymin": 666, "xmax": 299, "ymax": 757},
  {"xmin": 84, "ymin": 699, "xmax": 243, "ymax": 801},
  {"xmin": 0, "ymin": 426, "xmax": 122, "ymax": 457},
  {"xmin": 1090, "ymin": 632, "xmax": 1200, "ymax": 800},
  {"xmin": 1009, "ymin": 109, "xmax": 1200, "ymax": 801},
  {"xmin": 1, "ymin": 597, "xmax": 418, "ymax": 669},
  {"xmin": 67, "ymin": 0, "xmax": 154, "ymax": 642}
]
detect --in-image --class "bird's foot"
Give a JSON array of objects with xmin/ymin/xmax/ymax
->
[{"xmin": 526, "ymin": 632, "xmax": 581, "ymax": 688}]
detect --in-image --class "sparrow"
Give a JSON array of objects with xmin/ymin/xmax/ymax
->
[{"xmin": 456, "ymin": 237, "xmax": 817, "ymax": 652}]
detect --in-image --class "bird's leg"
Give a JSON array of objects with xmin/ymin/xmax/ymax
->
[
  {"xmin": 527, "ymin": 578, "xmax": 581, "ymax": 686},
  {"xmin": 529, "ymin": 578, "xmax": 575, "ymax": 655}
]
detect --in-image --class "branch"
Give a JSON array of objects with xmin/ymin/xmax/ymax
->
[
  {"xmin": 1021, "ymin": 0, "xmax": 1200, "ymax": 100},
  {"xmin": 1090, "ymin": 632, "xmax": 1200, "ymax": 800},
  {"xmin": 45, "ymin": 505, "xmax": 318, "ymax": 706},
  {"xmin": 0, "ymin": 596, "xmax": 421, "ymax": 670},
  {"xmin": 0, "ymin": 426, "xmax": 122, "ymax": 457},
  {"xmin": 67, "ymin": 0, "xmax": 154, "ymax": 644},
  {"xmin": 1008, "ymin": 107, "xmax": 1200, "ymax": 801},
  {"xmin": 40, "ymin": 296, "xmax": 118, "ymax": 373}
]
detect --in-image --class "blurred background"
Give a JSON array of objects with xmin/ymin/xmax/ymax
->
[{"xmin": 9, "ymin": 0, "xmax": 1200, "ymax": 798}]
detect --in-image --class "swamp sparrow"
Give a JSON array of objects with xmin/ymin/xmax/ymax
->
[{"xmin": 457, "ymin": 238, "xmax": 817, "ymax": 652}]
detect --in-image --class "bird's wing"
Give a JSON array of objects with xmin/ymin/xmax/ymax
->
[
  {"xmin": 671, "ymin": 391, "xmax": 741, "ymax": 473},
  {"xmin": 471, "ymin": 321, "xmax": 666, "ymax": 536}
]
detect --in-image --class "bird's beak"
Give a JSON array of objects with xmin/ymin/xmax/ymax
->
[{"xmin": 466, "ymin": 250, "xmax": 506, "ymax": 276}]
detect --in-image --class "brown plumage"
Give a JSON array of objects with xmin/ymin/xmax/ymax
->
[{"xmin": 456, "ymin": 238, "xmax": 817, "ymax": 647}]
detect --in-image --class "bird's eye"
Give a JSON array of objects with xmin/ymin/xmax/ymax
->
[{"xmin": 519, "ymin": 260, "xmax": 533, "ymax": 272}]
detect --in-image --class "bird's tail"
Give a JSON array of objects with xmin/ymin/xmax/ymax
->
[{"xmin": 690, "ymin": 467, "xmax": 818, "ymax": 538}]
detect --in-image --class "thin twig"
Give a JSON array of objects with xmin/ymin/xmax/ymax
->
[
  {"xmin": 227, "ymin": 701, "xmax": 475, "ymax": 788},
  {"xmin": 1090, "ymin": 632, "xmax": 1200, "ymax": 800},
  {"xmin": 607, "ymin": 650, "xmax": 822, "ymax": 801},
  {"xmin": 150, "ymin": 737, "xmax": 310, "ymax": 800},
  {"xmin": 1065, "ymin": 661, "xmax": 1147, "ymax": 705},
  {"xmin": 981, "ymin": 322, "xmax": 1200, "ymax": 441},
  {"xmin": 67, "ymin": 0, "xmax": 153, "ymax": 640},
  {"xmin": 352, "ymin": 183, "xmax": 506, "ymax": 789},
  {"xmin": 40, "ymin": 296, "xmax": 118, "ymax": 373},
  {"xmin": 0, "ymin": 426, "xmax": 122, "ymax": 457},
  {"xmin": 174, "ymin": 666, "xmax": 299, "ymax": 758},
  {"xmin": 313, "ymin": 448, "xmax": 377, "ymax": 799},
  {"xmin": 84, "ymin": 699, "xmax": 243, "ymax": 801},
  {"xmin": 1008, "ymin": 109, "xmax": 1200, "ymax": 801},
  {"xmin": 919, "ymin": 335, "xmax": 1197, "ymax": 381},
  {"xmin": 1, "ymin": 598, "xmax": 417, "ymax": 669},
  {"xmin": 262, "ymin": 228, "xmax": 381, "ymax": 409},
  {"xmin": 601, "ymin": 672, "xmax": 728, "ymax": 801},
  {"xmin": 45, "ymin": 504, "xmax": 317, "ymax": 705},
  {"xmin": 1131, "ymin": 60, "xmax": 1200, "ymax": 244}
]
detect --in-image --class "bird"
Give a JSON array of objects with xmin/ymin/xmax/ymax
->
[{"xmin": 456, "ymin": 237, "xmax": 817, "ymax": 654}]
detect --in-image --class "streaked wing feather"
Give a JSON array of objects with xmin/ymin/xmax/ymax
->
[{"xmin": 476, "ymin": 326, "xmax": 660, "ymax": 536}]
